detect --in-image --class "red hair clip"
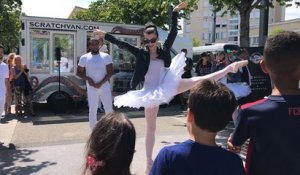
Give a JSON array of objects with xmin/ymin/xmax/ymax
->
[{"xmin": 87, "ymin": 155, "xmax": 105, "ymax": 172}]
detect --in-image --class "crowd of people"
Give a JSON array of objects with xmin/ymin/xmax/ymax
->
[{"xmin": 0, "ymin": 44, "xmax": 35, "ymax": 120}]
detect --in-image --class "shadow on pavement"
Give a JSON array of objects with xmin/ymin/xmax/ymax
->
[
  {"xmin": 0, "ymin": 146, "xmax": 56, "ymax": 175},
  {"xmin": 13, "ymin": 102, "xmax": 186, "ymax": 125}
]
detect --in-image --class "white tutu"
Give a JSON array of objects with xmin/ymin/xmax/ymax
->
[
  {"xmin": 114, "ymin": 53, "xmax": 186, "ymax": 108},
  {"xmin": 219, "ymin": 78, "xmax": 251, "ymax": 100}
]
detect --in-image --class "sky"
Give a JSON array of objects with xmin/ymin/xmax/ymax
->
[
  {"xmin": 21, "ymin": 0, "xmax": 93, "ymax": 18},
  {"xmin": 22, "ymin": 0, "xmax": 299, "ymax": 20}
]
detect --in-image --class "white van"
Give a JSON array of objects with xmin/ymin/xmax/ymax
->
[{"xmin": 193, "ymin": 43, "xmax": 240, "ymax": 60}]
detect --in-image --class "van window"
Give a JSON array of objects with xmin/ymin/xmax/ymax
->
[
  {"xmin": 53, "ymin": 33, "xmax": 75, "ymax": 73},
  {"xmin": 30, "ymin": 30, "xmax": 51, "ymax": 74}
]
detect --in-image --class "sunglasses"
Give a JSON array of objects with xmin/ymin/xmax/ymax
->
[{"xmin": 143, "ymin": 38, "xmax": 157, "ymax": 44}]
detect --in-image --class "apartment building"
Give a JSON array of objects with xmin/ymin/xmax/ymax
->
[
  {"xmin": 250, "ymin": 18, "xmax": 300, "ymax": 46},
  {"xmin": 190, "ymin": 0, "xmax": 285, "ymax": 45}
]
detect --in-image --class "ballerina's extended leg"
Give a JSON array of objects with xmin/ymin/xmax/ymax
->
[{"xmin": 176, "ymin": 60, "xmax": 248, "ymax": 94}]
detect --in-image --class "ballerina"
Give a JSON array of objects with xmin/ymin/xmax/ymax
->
[{"xmin": 93, "ymin": 1, "xmax": 248, "ymax": 173}]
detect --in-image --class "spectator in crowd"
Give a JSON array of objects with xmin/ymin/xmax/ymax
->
[
  {"xmin": 0, "ymin": 44, "xmax": 9, "ymax": 119},
  {"xmin": 150, "ymin": 79, "xmax": 245, "ymax": 175},
  {"xmin": 181, "ymin": 48, "xmax": 193, "ymax": 79},
  {"xmin": 179, "ymin": 48, "xmax": 193, "ymax": 109},
  {"xmin": 235, "ymin": 48, "xmax": 253, "ymax": 105},
  {"xmin": 228, "ymin": 31, "xmax": 300, "ymax": 175},
  {"xmin": 82, "ymin": 113, "xmax": 136, "ymax": 175},
  {"xmin": 211, "ymin": 51, "xmax": 227, "ymax": 72},
  {"xmin": 11, "ymin": 55, "xmax": 35, "ymax": 117},
  {"xmin": 195, "ymin": 52, "xmax": 212, "ymax": 76},
  {"xmin": 77, "ymin": 38, "xmax": 114, "ymax": 130},
  {"xmin": 226, "ymin": 49, "xmax": 244, "ymax": 83},
  {"xmin": 237, "ymin": 49, "xmax": 251, "ymax": 85},
  {"xmin": 5, "ymin": 53, "xmax": 16, "ymax": 115}
]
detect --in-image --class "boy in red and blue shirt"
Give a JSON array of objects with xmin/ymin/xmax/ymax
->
[{"xmin": 228, "ymin": 31, "xmax": 300, "ymax": 175}]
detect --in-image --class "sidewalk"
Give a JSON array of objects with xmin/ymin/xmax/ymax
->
[
  {"xmin": 0, "ymin": 135, "xmax": 189, "ymax": 175},
  {"xmin": 0, "ymin": 104, "xmax": 245, "ymax": 175},
  {"xmin": 0, "ymin": 104, "xmax": 188, "ymax": 175}
]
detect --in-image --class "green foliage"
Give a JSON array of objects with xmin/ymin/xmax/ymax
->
[
  {"xmin": 192, "ymin": 38, "xmax": 201, "ymax": 47},
  {"xmin": 269, "ymin": 28, "xmax": 285, "ymax": 36},
  {"xmin": 0, "ymin": 0, "xmax": 22, "ymax": 53},
  {"xmin": 72, "ymin": 0, "xmax": 198, "ymax": 29}
]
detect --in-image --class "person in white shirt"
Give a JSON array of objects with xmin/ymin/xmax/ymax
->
[
  {"xmin": 77, "ymin": 38, "xmax": 113, "ymax": 130},
  {"xmin": 0, "ymin": 44, "xmax": 9, "ymax": 118}
]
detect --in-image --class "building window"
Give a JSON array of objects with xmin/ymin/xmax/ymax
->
[
  {"xmin": 251, "ymin": 36, "xmax": 259, "ymax": 45},
  {"xmin": 229, "ymin": 31, "xmax": 239, "ymax": 36},
  {"xmin": 216, "ymin": 32, "xmax": 220, "ymax": 40},
  {"xmin": 229, "ymin": 19, "xmax": 239, "ymax": 24},
  {"xmin": 229, "ymin": 36, "xmax": 238, "ymax": 41},
  {"xmin": 30, "ymin": 30, "xmax": 50, "ymax": 74},
  {"xmin": 222, "ymin": 32, "xmax": 227, "ymax": 39},
  {"xmin": 229, "ymin": 25, "xmax": 239, "ymax": 30}
]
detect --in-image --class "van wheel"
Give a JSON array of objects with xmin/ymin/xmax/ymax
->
[{"xmin": 47, "ymin": 91, "xmax": 71, "ymax": 114}]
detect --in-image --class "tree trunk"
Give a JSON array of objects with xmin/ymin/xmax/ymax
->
[{"xmin": 239, "ymin": 5, "xmax": 251, "ymax": 47}]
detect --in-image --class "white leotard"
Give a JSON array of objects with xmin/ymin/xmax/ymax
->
[{"xmin": 144, "ymin": 58, "xmax": 164, "ymax": 88}]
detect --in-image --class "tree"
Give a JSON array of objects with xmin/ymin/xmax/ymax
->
[
  {"xmin": 269, "ymin": 28, "xmax": 285, "ymax": 36},
  {"xmin": 192, "ymin": 38, "xmax": 201, "ymax": 47},
  {"xmin": 0, "ymin": 0, "xmax": 22, "ymax": 53},
  {"xmin": 72, "ymin": 0, "xmax": 198, "ymax": 30},
  {"xmin": 209, "ymin": 0, "xmax": 292, "ymax": 47}
]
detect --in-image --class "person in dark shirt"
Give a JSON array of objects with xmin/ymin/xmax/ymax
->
[
  {"xmin": 211, "ymin": 51, "xmax": 227, "ymax": 72},
  {"xmin": 181, "ymin": 48, "xmax": 193, "ymax": 78},
  {"xmin": 150, "ymin": 79, "xmax": 245, "ymax": 175},
  {"xmin": 179, "ymin": 48, "xmax": 193, "ymax": 109},
  {"xmin": 195, "ymin": 52, "xmax": 212, "ymax": 76},
  {"xmin": 228, "ymin": 31, "xmax": 300, "ymax": 175}
]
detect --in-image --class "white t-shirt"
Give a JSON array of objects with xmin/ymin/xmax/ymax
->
[
  {"xmin": 78, "ymin": 52, "xmax": 112, "ymax": 90},
  {"xmin": 0, "ymin": 62, "xmax": 9, "ymax": 99}
]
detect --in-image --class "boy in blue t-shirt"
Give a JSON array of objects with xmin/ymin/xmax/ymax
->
[
  {"xmin": 150, "ymin": 79, "xmax": 245, "ymax": 175},
  {"xmin": 228, "ymin": 31, "xmax": 300, "ymax": 175}
]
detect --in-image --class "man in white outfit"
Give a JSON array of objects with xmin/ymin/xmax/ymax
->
[
  {"xmin": 0, "ymin": 44, "xmax": 9, "ymax": 119},
  {"xmin": 77, "ymin": 38, "xmax": 113, "ymax": 130}
]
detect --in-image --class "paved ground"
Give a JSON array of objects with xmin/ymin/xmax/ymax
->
[{"xmin": 0, "ymin": 104, "xmax": 245, "ymax": 175}]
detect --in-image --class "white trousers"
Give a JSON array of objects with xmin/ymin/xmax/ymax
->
[
  {"xmin": 0, "ymin": 98, "xmax": 5, "ymax": 117},
  {"xmin": 87, "ymin": 85, "xmax": 113, "ymax": 130}
]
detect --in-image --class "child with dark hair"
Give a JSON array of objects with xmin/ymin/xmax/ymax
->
[
  {"xmin": 228, "ymin": 31, "xmax": 300, "ymax": 175},
  {"xmin": 83, "ymin": 113, "xmax": 136, "ymax": 175},
  {"xmin": 150, "ymin": 80, "xmax": 245, "ymax": 175}
]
